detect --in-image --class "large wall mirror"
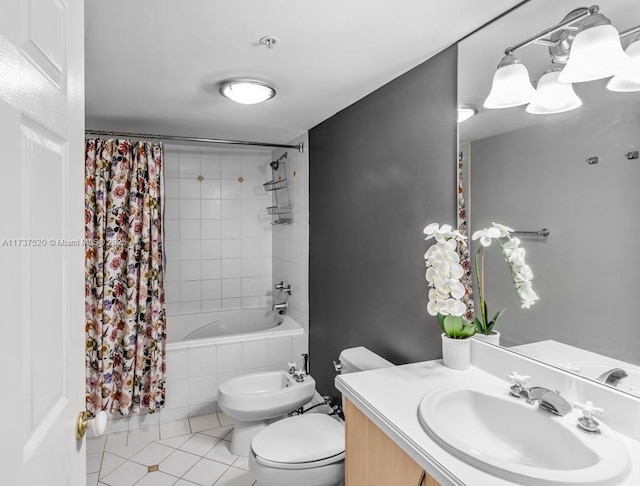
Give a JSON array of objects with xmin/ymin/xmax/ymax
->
[{"xmin": 458, "ymin": 0, "xmax": 640, "ymax": 396}]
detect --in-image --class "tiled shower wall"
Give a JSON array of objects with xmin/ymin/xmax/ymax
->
[
  {"xmin": 271, "ymin": 134, "xmax": 310, "ymax": 333},
  {"xmin": 163, "ymin": 144, "xmax": 273, "ymax": 314}
]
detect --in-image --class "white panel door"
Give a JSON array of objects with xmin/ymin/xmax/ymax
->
[{"xmin": 0, "ymin": 0, "xmax": 86, "ymax": 484}]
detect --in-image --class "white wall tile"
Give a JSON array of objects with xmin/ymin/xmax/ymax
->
[
  {"xmin": 165, "ymin": 379, "xmax": 189, "ymax": 410},
  {"xmin": 164, "ymin": 241, "xmax": 180, "ymax": 262},
  {"xmin": 222, "ymin": 298, "xmax": 241, "ymax": 309},
  {"xmin": 200, "ymin": 154, "xmax": 221, "ymax": 178},
  {"xmin": 202, "ymin": 280, "xmax": 222, "ymax": 301},
  {"xmin": 201, "ymin": 179, "xmax": 221, "ymax": 199},
  {"xmin": 241, "ymin": 257, "xmax": 261, "ymax": 277},
  {"xmin": 180, "ymin": 280, "xmax": 202, "ymax": 301},
  {"xmin": 166, "ymin": 349, "xmax": 189, "ymax": 381},
  {"xmin": 221, "ymin": 220, "xmax": 242, "ymax": 239},
  {"xmin": 180, "ymin": 240, "xmax": 201, "ymax": 261},
  {"xmin": 180, "ymin": 199, "xmax": 201, "ymax": 220},
  {"xmin": 165, "ymin": 219, "xmax": 180, "ymax": 241},
  {"xmin": 180, "ymin": 157, "xmax": 200, "ymax": 178},
  {"xmin": 164, "ymin": 155, "xmax": 180, "ymax": 178},
  {"xmin": 165, "ymin": 303, "xmax": 181, "ymax": 315},
  {"xmin": 268, "ymin": 337, "xmax": 292, "ymax": 366},
  {"xmin": 216, "ymin": 342, "xmax": 243, "ymax": 374},
  {"xmin": 201, "ymin": 220, "xmax": 221, "ymax": 239},
  {"xmin": 180, "ymin": 178, "xmax": 201, "ymax": 199},
  {"xmin": 180, "ymin": 220, "xmax": 200, "ymax": 240},
  {"xmin": 241, "ymin": 277, "xmax": 262, "ymax": 297},
  {"xmin": 202, "ymin": 260, "xmax": 221, "ymax": 280},
  {"xmin": 241, "ymin": 296, "xmax": 261, "ymax": 308},
  {"xmin": 180, "ymin": 261, "xmax": 202, "ymax": 281},
  {"xmin": 201, "ymin": 240, "xmax": 221, "ymax": 259},
  {"xmin": 165, "ymin": 178, "xmax": 180, "ymax": 198},
  {"xmin": 221, "ymin": 180, "xmax": 242, "ymax": 199},
  {"xmin": 165, "ymin": 282, "xmax": 180, "ymax": 304},
  {"xmin": 189, "ymin": 346, "xmax": 218, "ymax": 377},
  {"xmin": 221, "ymin": 259, "xmax": 242, "ymax": 279},
  {"xmin": 201, "ymin": 200, "xmax": 221, "ymax": 219},
  {"xmin": 202, "ymin": 299, "xmax": 222, "ymax": 312},
  {"xmin": 181, "ymin": 301, "xmax": 201, "ymax": 314},
  {"xmin": 242, "ymin": 340, "xmax": 268, "ymax": 370},
  {"xmin": 221, "ymin": 200, "xmax": 242, "ymax": 220},
  {"xmin": 221, "ymin": 239, "xmax": 242, "ymax": 259},
  {"xmin": 188, "ymin": 375, "xmax": 218, "ymax": 405},
  {"xmin": 221, "ymin": 278, "xmax": 241, "ymax": 299},
  {"xmin": 165, "ymin": 199, "xmax": 180, "ymax": 220}
]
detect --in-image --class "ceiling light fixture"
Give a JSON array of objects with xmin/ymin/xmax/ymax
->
[
  {"xmin": 458, "ymin": 107, "xmax": 478, "ymax": 122},
  {"xmin": 219, "ymin": 80, "xmax": 276, "ymax": 105},
  {"xmin": 483, "ymin": 5, "xmax": 639, "ymax": 114},
  {"xmin": 526, "ymin": 65, "xmax": 582, "ymax": 115}
]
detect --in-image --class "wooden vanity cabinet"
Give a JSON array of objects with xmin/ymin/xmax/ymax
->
[{"xmin": 344, "ymin": 399, "xmax": 441, "ymax": 486}]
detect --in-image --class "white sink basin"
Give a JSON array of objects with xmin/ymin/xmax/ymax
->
[{"xmin": 418, "ymin": 385, "xmax": 630, "ymax": 485}]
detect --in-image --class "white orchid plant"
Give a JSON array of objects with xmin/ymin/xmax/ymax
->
[
  {"xmin": 423, "ymin": 223, "xmax": 475, "ymax": 339},
  {"xmin": 472, "ymin": 222, "xmax": 539, "ymax": 335}
]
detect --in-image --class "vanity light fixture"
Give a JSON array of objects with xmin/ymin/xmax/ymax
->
[
  {"xmin": 483, "ymin": 54, "xmax": 536, "ymax": 109},
  {"xmin": 458, "ymin": 106, "xmax": 478, "ymax": 122},
  {"xmin": 526, "ymin": 65, "xmax": 582, "ymax": 115},
  {"xmin": 607, "ymin": 32, "xmax": 640, "ymax": 92},
  {"xmin": 558, "ymin": 9, "xmax": 629, "ymax": 83},
  {"xmin": 483, "ymin": 5, "xmax": 639, "ymax": 112},
  {"xmin": 219, "ymin": 79, "xmax": 276, "ymax": 105}
]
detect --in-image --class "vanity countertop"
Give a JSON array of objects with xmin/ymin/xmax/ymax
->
[{"xmin": 335, "ymin": 359, "xmax": 640, "ymax": 486}]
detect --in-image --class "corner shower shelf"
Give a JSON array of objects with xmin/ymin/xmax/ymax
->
[
  {"xmin": 264, "ymin": 152, "xmax": 292, "ymax": 225},
  {"xmin": 263, "ymin": 179, "xmax": 288, "ymax": 191}
]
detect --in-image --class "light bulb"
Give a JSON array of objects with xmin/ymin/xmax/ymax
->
[
  {"xmin": 527, "ymin": 68, "xmax": 582, "ymax": 114},
  {"xmin": 484, "ymin": 54, "xmax": 536, "ymax": 109}
]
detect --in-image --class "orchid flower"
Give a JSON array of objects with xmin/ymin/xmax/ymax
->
[
  {"xmin": 423, "ymin": 223, "xmax": 475, "ymax": 339},
  {"xmin": 472, "ymin": 222, "xmax": 538, "ymax": 334}
]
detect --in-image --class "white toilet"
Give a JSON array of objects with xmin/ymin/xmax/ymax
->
[{"xmin": 248, "ymin": 346, "xmax": 394, "ymax": 486}]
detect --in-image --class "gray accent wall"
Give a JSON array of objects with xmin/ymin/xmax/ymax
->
[
  {"xmin": 308, "ymin": 46, "xmax": 458, "ymax": 397},
  {"xmin": 469, "ymin": 80, "xmax": 640, "ymax": 366}
]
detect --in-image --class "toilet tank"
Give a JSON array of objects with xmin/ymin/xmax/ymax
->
[{"xmin": 338, "ymin": 346, "xmax": 394, "ymax": 374}]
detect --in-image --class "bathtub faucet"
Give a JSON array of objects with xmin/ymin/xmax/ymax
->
[{"xmin": 272, "ymin": 301, "xmax": 288, "ymax": 314}]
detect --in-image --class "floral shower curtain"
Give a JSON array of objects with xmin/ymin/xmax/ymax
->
[{"xmin": 85, "ymin": 138, "xmax": 166, "ymax": 416}]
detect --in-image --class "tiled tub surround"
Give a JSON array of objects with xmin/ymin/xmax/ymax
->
[
  {"xmin": 271, "ymin": 134, "xmax": 310, "ymax": 333},
  {"xmin": 105, "ymin": 312, "xmax": 308, "ymax": 434},
  {"xmin": 163, "ymin": 144, "xmax": 274, "ymax": 314}
]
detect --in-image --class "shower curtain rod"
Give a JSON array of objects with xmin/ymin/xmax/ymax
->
[{"xmin": 85, "ymin": 129, "xmax": 304, "ymax": 152}]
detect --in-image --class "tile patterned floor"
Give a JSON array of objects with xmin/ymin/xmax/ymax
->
[{"xmin": 86, "ymin": 412, "xmax": 259, "ymax": 486}]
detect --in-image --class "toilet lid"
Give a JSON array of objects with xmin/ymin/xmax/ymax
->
[{"xmin": 252, "ymin": 413, "xmax": 345, "ymax": 469}]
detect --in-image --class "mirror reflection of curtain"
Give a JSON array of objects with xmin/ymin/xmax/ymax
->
[
  {"xmin": 457, "ymin": 151, "xmax": 474, "ymax": 321},
  {"xmin": 84, "ymin": 138, "xmax": 166, "ymax": 416}
]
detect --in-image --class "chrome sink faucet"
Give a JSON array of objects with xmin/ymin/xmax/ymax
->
[
  {"xmin": 596, "ymin": 367, "xmax": 628, "ymax": 386},
  {"xmin": 508, "ymin": 372, "xmax": 572, "ymax": 416}
]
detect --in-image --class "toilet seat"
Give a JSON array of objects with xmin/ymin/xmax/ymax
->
[{"xmin": 251, "ymin": 413, "xmax": 345, "ymax": 470}]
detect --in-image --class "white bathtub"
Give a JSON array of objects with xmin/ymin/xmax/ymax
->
[{"xmin": 167, "ymin": 309, "xmax": 304, "ymax": 350}]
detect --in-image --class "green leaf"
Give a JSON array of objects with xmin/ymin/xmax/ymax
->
[
  {"xmin": 443, "ymin": 315, "xmax": 475, "ymax": 339},
  {"xmin": 437, "ymin": 313, "xmax": 446, "ymax": 333},
  {"xmin": 491, "ymin": 308, "xmax": 506, "ymax": 326},
  {"xmin": 473, "ymin": 316, "xmax": 485, "ymax": 334}
]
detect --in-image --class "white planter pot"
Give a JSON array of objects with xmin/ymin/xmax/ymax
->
[
  {"xmin": 441, "ymin": 333, "xmax": 471, "ymax": 370},
  {"xmin": 474, "ymin": 330, "xmax": 501, "ymax": 346}
]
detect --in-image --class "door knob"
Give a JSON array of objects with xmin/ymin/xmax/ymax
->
[{"xmin": 75, "ymin": 410, "xmax": 107, "ymax": 440}]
